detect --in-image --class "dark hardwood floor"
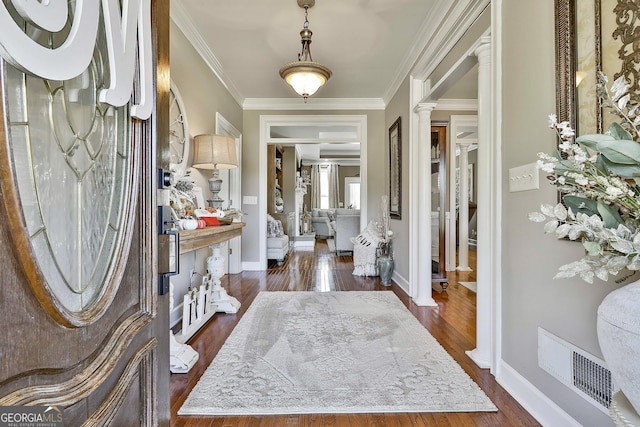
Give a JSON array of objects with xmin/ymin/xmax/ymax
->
[{"xmin": 170, "ymin": 240, "xmax": 540, "ymax": 426}]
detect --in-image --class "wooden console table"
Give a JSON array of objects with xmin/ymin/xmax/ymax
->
[
  {"xmin": 178, "ymin": 222, "xmax": 245, "ymax": 254},
  {"xmin": 170, "ymin": 222, "xmax": 245, "ymax": 373}
]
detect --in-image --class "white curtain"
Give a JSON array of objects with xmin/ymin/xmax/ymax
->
[
  {"xmin": 328, "ymin": 164, "xmax": 339, "ymax": 209},
  {"xmin": 311, "ymin": 164, "xmax": 321, "ymax": 209}
]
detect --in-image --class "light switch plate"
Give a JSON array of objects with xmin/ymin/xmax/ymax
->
[
  {"xmin": 509, "ymin": 162, "xmax": 539, "ymax": 192},
  {"xmin": 243, "ymin": 195, "xmax": 258, "ymax": 205}
]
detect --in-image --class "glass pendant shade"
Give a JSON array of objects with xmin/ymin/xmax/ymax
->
[{"xmin": 280, "ymin": 63, "xmax": 331, "ymax": 98}]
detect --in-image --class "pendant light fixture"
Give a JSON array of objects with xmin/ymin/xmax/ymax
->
[{"xmin": 279, "ymin": 0, "xmax": 332, "ymax": 102}]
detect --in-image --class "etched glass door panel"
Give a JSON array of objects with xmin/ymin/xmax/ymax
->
[{"xmin": 1, "ymin": 6, "xmax": 138, "ymax": 326}]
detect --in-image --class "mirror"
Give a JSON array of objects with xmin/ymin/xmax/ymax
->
[{"xmin": 556, "ymin": 0, "xmax": 637, "ymax": 134}]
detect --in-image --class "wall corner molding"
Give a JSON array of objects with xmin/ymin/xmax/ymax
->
[{"xmin": 170, "ymin": 2, "xmax": 244, "ymax": 107}]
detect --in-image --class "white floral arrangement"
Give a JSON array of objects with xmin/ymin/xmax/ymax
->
[
  {"xmin": 377, "ymin": 195, "xmax": 394, "ymax": 258},
  {"xmin": 531, "ymin": 73, "xmax": 640, "ymax": 283}
]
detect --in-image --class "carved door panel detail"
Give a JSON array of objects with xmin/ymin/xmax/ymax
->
[{"xmin": 0, "ymin": 0, "xmax": 169, "ymax": 424}]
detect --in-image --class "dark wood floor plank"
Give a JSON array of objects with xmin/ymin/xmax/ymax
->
[{"xmin": 170, "ymin": 241, "xmax": 539, "ymax": 426}]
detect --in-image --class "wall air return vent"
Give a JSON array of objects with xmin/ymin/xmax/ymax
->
[{"xmin": 538, "ymin": 327, "xmax": 617, "ymax": 413}]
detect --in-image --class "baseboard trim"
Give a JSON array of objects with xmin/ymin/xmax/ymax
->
[
  {"xmin": 392, "ymin": 270, "xmax": 410, "ymax": 296},
  {"xmin": 496, "ymin": 360, "xmax": 581, "ymax": 427},
  {"xmin": 242, "ymin": 261, "xmax": 264, "ymax": 271}
]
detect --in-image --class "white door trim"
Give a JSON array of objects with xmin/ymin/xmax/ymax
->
[
  {"xmin": 447, "ymin": 115, "xmax": 478, "ymax": 272},
  {"xmin": 259, "ymin": 115, "xmax": 368, "ymax": 270},
  {"xmin": 409, "ymin": 29, "xmax": 500, "ymax": 374},
  {"xmin": 216, "ymin": 112, "xmax": 242, "ymax": 274}
]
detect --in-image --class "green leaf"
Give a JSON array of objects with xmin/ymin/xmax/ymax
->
[
  {"xmin": 598, "ymin": 155, "xmax": 640, "ymax": 177},
  {"xmin": 597, "ymin": 200, "xmax": 624, "ymax": 228},
  {"xmin": 609, "ymin": 122, "xmax": 633, "ymax": 140},
  {"xmin": 554, "ymin": 160, "xmax": 573, "ymax": 173},
  {"xmin": 563, "ymin": 195, "xmax": 598, "ymax": 216},
  {"xmin": 594, "ymin": 155, "xmax": 610, "ymax": 174},
  {"xmin": 577, "ymin": 134, "xmax": 616, "ymax": 151},
  {"xmin": 576, "ymin": 134, "xmax": 640, "ymax": 165},
  {"xmin": 583, "ymin": 241, "xmax": 602, "ymax": 256}
]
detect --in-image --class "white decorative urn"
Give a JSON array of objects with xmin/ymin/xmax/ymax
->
[{"xmin": 597, "ymin": 280, "xmax": 640, "ymax": 416}]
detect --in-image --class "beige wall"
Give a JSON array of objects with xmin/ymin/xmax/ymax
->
[
  {"xmin": 502, "ymin": 2, "xmax": 618, "ymax": 425},
  {"xmin": 170, "ymin": 22, "xmax": 242, "ymax": 154},
  {"xmin": 168, "ymin": 22, "xmax": 243, "ymax": 326},
  {"xmin": 384, "ymin": 77, "xmax": 411, "ymax": 283}
]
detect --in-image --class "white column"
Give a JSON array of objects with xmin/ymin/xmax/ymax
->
[
  {"xmin": 413, "ymin": 102, "xmax": 438, "ymax": 307},
  {"xmin": 457, "ymin": 141, "xmax": 473, "ymax": 271},
  {"xmin": 466, "ymin": 36, "xmax": 492, "ymax": 369}
]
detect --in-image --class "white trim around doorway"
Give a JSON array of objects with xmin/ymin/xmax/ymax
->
[
  {"xmin": 258, "ymin": 115, "xmax": 368, "ymax": 270},
  {"xmin": 216, "ymin": 112, "xmax": 243, "ymax": 274}
]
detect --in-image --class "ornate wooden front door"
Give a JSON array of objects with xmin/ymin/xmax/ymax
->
[{"xmin": 0, "ymin": 1, "xmax": 170, "ymax": 425}]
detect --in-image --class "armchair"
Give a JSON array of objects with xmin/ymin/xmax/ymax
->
[
  {"xmin": 334, "ymin": 211, "xmax": 361, "ymax": 254},
  {"xmin": 310, "ymin": 208, "xmax": 334, "ymax": 237}
]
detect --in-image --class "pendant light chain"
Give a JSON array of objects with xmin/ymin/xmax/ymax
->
[
  {"xmin": 299, "ymin": 6, "xmax": 313, "ymax": 62},
  {"xmin": 279, "ymin": 0, "xmax": 332, "ymax": 101}
]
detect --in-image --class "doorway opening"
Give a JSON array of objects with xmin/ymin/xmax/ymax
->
[{"xmin": 259, "ymin": 115, "xmax": 368, "ymax": 269}]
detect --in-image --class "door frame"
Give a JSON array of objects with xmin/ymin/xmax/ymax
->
[
  {"xmin": 258, "ymin": 115, "xmax": 368, "ymax": 269},
  {"xmin": 447, "ymin": 114, "xmax": 478, "ymax": 271},
  {"xmin": 409, "ymin": 26, "xmax": 500, "ymax": 374},
  {"xmin": 216, "ymin": 112, "xmax": 242, "ymax": 274}
]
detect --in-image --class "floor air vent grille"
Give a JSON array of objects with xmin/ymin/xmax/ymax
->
[
  {"xmin": 573, "ymin": 352, "xmax": 613, "ymax": 408},
  {"xmin": 538, "ymin": 328, "xmax": 616, "ymax": 413}
]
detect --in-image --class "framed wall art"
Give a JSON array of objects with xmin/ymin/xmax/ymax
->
[
  {"xmin": 555, "ymin": 0, "xmax": 633, "ymax": 135},
  {"xmin": 389, "ymin": 117, "xmax": 402, "ymax": 219}
]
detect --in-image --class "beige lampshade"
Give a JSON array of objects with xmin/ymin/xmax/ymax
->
[{"xmin": 192, "ymin": 134, "xmax": 238, "ymax": 170}]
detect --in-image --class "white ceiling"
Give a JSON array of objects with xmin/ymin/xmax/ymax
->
[{"xmin": 171, "ymin": 0, "xmax": 469, "ymax": 103}]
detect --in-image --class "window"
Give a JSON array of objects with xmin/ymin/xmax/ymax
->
[
  {"xmin": 344, "ymin": 177, "xmax": 361, "ymax": 209},
  {"xmin": 320, "ymin": 166, "xmax": 330, "ymax": 209}
]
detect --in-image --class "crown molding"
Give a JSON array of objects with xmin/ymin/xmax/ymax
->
[
  {"xmin": 242, "ymin": 98, "xmax": 386, "ymax": 111},
  {"xmin": 410, "ymin": 0, "xmax": 490, "ymax": 83},
  {"xmin": 383, "ymin": 0, "xmax": 452, "ymax": 104},
  {"xmin": 434, "ymin": 98, "xmax": 478, "ymax": 111},
  {"xmin": 170, "ymin": 1, "xmax": 244, "ymax": 106}
]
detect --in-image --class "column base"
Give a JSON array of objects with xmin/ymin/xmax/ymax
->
[
  {"xmin": 212, "ymin": 287, "xmax": 241, "ymax": 314},
  {"xmin": 413, "ymin": 296, "xmax": 438, "ymax": 307},
  {"xmin": 466, "ymin": 348, "xmax": 491, "ymax": 369}
]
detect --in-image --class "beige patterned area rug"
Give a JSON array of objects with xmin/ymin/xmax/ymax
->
[{"xmin": 179, "ymin": 291, "xmax": 496, "ymax": 416}]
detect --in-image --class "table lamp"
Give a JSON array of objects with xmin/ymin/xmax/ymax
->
[{"xmin": 192, "ymin": 134, "xmax": 237, "ymax": 209}]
